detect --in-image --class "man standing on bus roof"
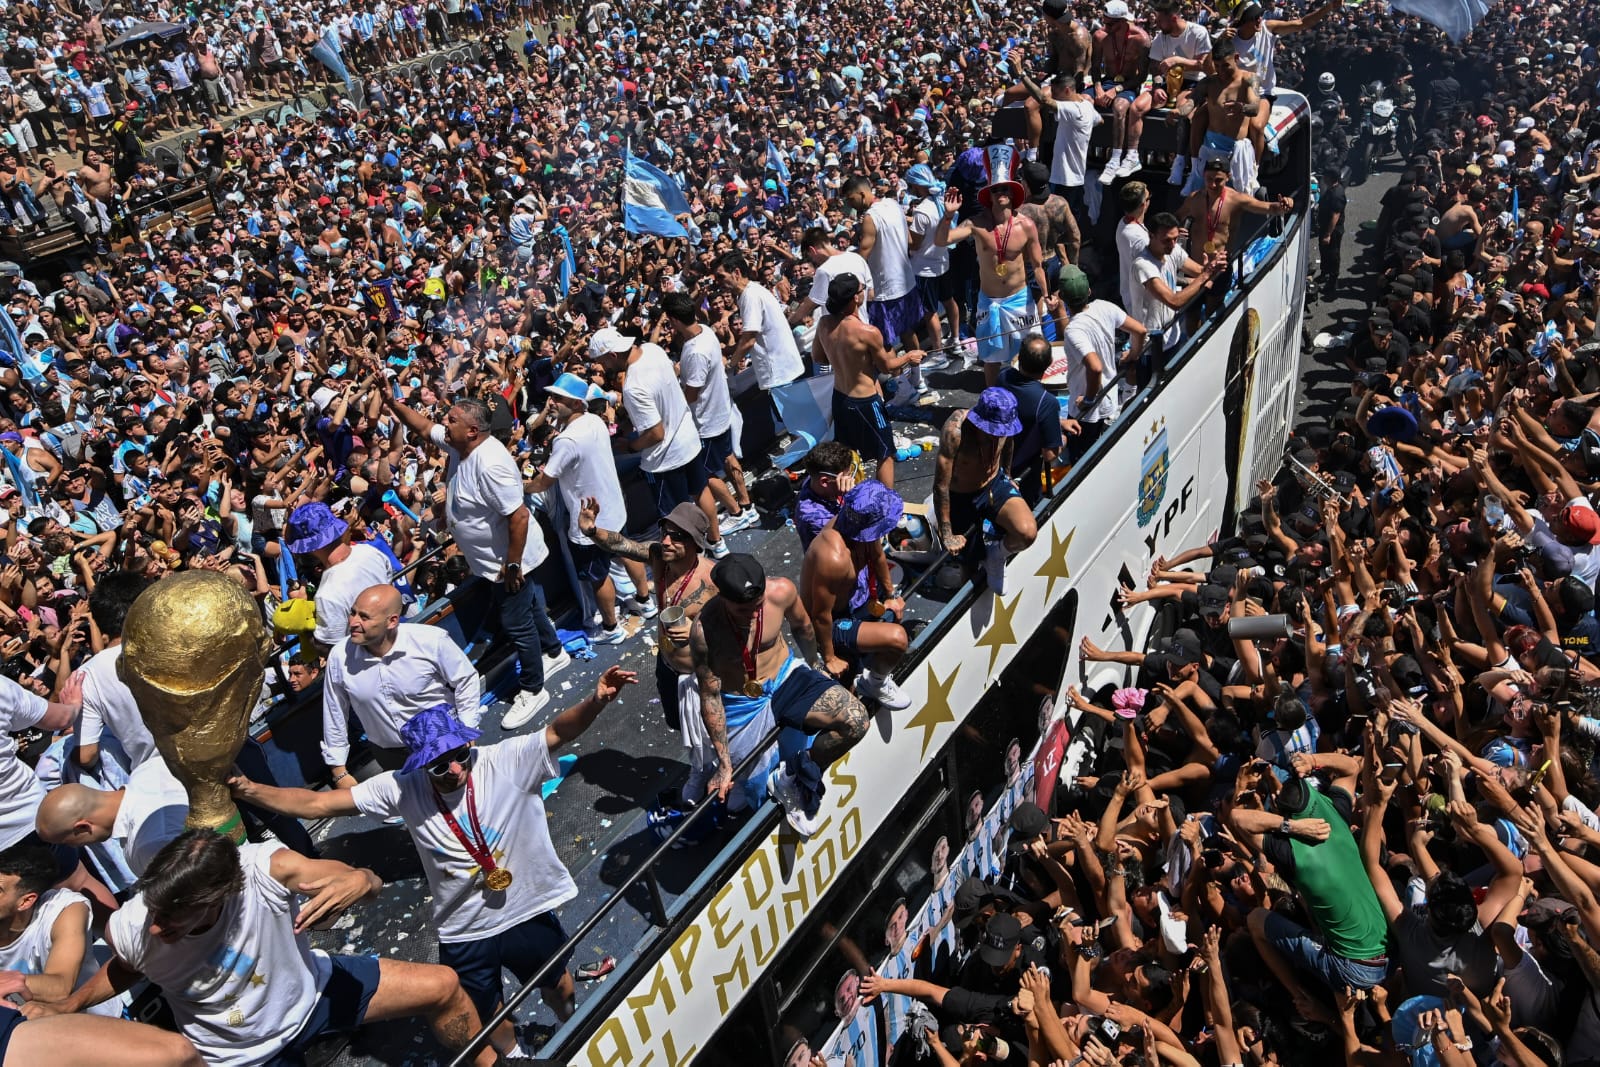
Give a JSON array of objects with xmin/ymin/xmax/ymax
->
[
  {"xmin": 933, "ymin": 388, "xmax": 1040, "ymax": 597},
  {"xmin": 815, "ymin": 274, "xmax": 924, "ymax": 490},
  {"xmin": 1183, "ymin": 42, "xmax": 1266, "ymax": 197},
  {"xmin": 228, "ymin": 667, "xmax": 639, "ymax": 1059},
  {"xmin": 800, "ymin": 480, "xmax": 914, "ymax": 711},
  {"xmin": 690, "ymin": 553, "xmax": 872, "ymax": 836},
  {"xmin": 579, "ymin": 497, "xmax": 722, "ymax": 803},
  {"xmin": 1177, "ymin": 157, "xmax": 1292, "ymax": 266},
  {"xmin": 934, "ymin": 145, "xmax": 1047, "ymax": 389}
]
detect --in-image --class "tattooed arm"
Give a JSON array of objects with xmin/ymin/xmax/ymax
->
[
  {"xmin": 578, "ymin": 495, "xmax": 657, "ymax": 564},
  {"xmin": 1056, "ymin": 198, "xmax": 1081, "ymax": 265},
  {"xmin": 934, "ymin": 411, "xmax": 964, "ymax": 552},
  {"xmin": 691, "ymin": 616, "xmax": 734, "ymax": 801}
]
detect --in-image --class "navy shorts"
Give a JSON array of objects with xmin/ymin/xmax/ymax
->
[
  {"xmin": 569, "ymin": 540, "xmax": 610, "ymax": 584},
  {"xmin": 645, "ymin": 456, "xmax": 710, "ymax": 514},
  {"xmin": 770, "ymin": 665, "xmax": 840, "ymax": 730},
  {"xmin": 263, "ymin": 954, "xmax": 382, "ymax": 1065},
  {"xmin": 700, "ymin": 429, "xmax": 736, "ymax": 474},
  {"xmin": 950, "ymin": 471, "xmax": 1022, "ymax": 543},
  {"xmin": 831, "ymin": 391, "xmax": 894, "ymax": 462},
  {"xmin": 832, "ymin": 607, "xmax": 899, "ymax": 659},
  {"xmin": 0, "ymin": 1005, "xmax": 21, "ymax": 1061},
  {"xmin": 439, "ymin": 911, "xmax": 574, "ymax": 1025},
  {"xmin": 917, "ymin": 272, "xmax": 954, "ymax": 308}
]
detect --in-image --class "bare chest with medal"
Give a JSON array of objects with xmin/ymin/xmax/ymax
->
[
  {"xmin": 991, "ymin": 213, "xmax": 1021, "ymax": 279},
  {"xmin": 431, "ymin": 774, "xmax": 513, "ymax": 892}
]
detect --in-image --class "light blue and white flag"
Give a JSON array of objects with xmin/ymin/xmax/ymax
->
[
  {"xmin": 766, "ymin": 139, "xmax": 791, "ymax": 202},
  {"xmin": 624, "ymin": 150, "xmax": 692, "ymax": 238},
  {"xmin": 554, "ymin": 222, "xmax": 576, "ymax": 298},
  {"xmin": 1388, "ymin": 0, "xmax": 1490, "ymax": 42}
]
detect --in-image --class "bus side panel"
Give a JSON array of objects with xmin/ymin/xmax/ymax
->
[
  {"xmin": 569, "ymin": 286, "xmax": 1278, "ymax": 1067},
  {"xmin": 1234, "ymin": 221, "xmax": 1310, "ymax": 515}
]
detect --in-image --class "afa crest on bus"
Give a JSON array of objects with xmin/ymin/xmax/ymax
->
[{"xmin": 1137, "ymin": 419, "xmax": 1169, "ymax": 528}]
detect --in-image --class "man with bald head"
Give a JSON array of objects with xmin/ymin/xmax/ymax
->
[
  {"xmin": 35, "ymin": 754, "xmax": 187, "ymax": 879},
  {"xmin": 323, "ymin": 584, "xmax": 482, "ymax": 787}
]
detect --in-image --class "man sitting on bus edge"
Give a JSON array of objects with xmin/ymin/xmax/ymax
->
[
  {"xmin": 800, "ymin": 480, "xmax": 914, "ymax": 712},
  {"xmin": 933, "ymin": 388, "xmax": 1040, "ymax": 596},
  {"xmin": 690, "ymin": 553, "xmax": 872, "ymax": 836}
]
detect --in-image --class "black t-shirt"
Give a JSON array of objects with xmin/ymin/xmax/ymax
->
[
  {"xmin": 998, "ymin": 367, "xmax": 1063, "ymax": 471},
  {"xmin": 1318, "ymin": 184, "xmax": 1348, "ymax": 237},
  {"xmin": 199, "ymin": 130, "xmax": 225, "ymax": 169},
  {"xmin": 1427, "ymin": 75, "xmax": 1460, "ymax": 114}
]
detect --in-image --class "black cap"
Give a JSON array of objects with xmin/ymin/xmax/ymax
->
[
  {"xmin": 1197, "ymin": 583, "xmax": 1230, "ymax": 617},
  {"xmin": 1007, "ymin": 802, "xmax": 1048, "ymax": 851},
  {"xmin": 978, "ymin": 912, "xmax": 1023, "ymax": 966},
  {"xmin": 825, "ymin": 273, "xmax": 863, "ymax": 316},
  {"xmin": 711, "ymin": 553, "xmax": 766, "ymax": 604},
  {"xmin": 953, "ymin": 876, "xmax": 990, "ymax": 928}
]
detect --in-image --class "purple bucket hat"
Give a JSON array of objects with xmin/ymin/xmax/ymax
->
[
  {"xmin": 285, "ymin": 501, "xmax": 350, "ymax": 555},
  {"xmin": 400, "ymin": 704, "xmax": 482, "ymax": 774},
  {"xmin": 835, "ymin": 480, "xmax": 905, "ymax": 543},
  {"xmin": 967, "ymin": 387, "xmax": 1023, "ymax": 438}
]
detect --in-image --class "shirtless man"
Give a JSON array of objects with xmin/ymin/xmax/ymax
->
[
  {"xmin": 579, "ymin": 498, "xmax": 716, "ymax": 768},
  {"xmin": 1044, "ymin": 1, "xmax": 1093, "ymax": 83},
  {"xmin": 933, "ymin": 387, "xmax": 1040, "ymax": 596},
  {"xmin": 815, "ymin": 274, "xmax": 923, "ymax": 489},
  {"xmin": 800, "ymin": 480, "xmax": 912, "ymax": 709},
  {"xmin": 1018, "ymin": 159, "xmax": 1080, "ymax": 272},
  {"xmin": 1184, "ymin": 43, "xmax": 1268, "ymax": 196},
  {"xmin": 1092, "ymin": 0, "xmax": 1154, "ymax": 183},
  {"xmin": 934, "ymin": 147, "xmax": 1047, "ymax": 388},
  {"xmin": 1437, "ymin": 185, "xmax": 1482, "ymax": 256},
  {"xmin": 1178, "ymin": 156, "xmax": 1293, "ymax": 266},
  {"xmin": 690, "ymin": 553, "xmax": 870, "ymax": 836},
  {"xmin": 76, "ymin": 149, "xmax": 116, "ymax": 242}
]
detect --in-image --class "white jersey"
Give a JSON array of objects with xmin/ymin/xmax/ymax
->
[
  {"xmin": 1062, "ymin": 299, "xmax": 1126, "ymax": 424},
  {"xmin": 909, "ymin": 196, "xmax": 950, "ymax": 277},
  {"xmin": 108, "ymin": 844, "xmax": 332, "ymax": 1067},
  {"xmin": 311, "ymin": 543, "xmax": 396, "ymax": 647},
  {"xmin": 807, "ymin": 251, "xmax": 873, "ymax": 323},
  {"xmin": 0, "ymin": 677, "xmax": 48, "ymax": 850},
  {"xmin": 78, "ymin": 642, "xmax": 156, "ymax": 771},
  {"xmin": 0, "ymin": 889, "xmax": 126, "ymax": 1016},
  {"xmin": 545, "ymin": 412, "xmax": 630, "ymax": 542},
  {"xmin": 737, "ymin": 282, "xmax": 805, "ymax": 389},
  {"xmin": 864, "ymin": 198, "xmax": 918, "ymax": 301},
  {"xmin": 678, "ymin": 327, "xmax": 736, "ymax": 438},
  {"xmin": 1148, "ymin": 22, "xmax": 1212, "ymax": 83},
  {"xmin": 621, "ymin": 343, "xmax": 703, "ymax": 474},
  {"xmin": 350, "ymin": 733, "xmax": 578, "ymax": 943},
  {"xmin": 112, "ymin": 754, "xmax": 188, "ymax": 876},
  {"xmin": 1232, "ymin": 26, "xmax": 1277, "ymax": 95},
  {"xmin": 430, "ymin": 426, "xmax": 548, "ymax": 580}
]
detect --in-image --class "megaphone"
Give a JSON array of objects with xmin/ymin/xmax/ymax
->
[{"xmin": 1226, "ymin": 614, "xmax": 1293, "ymax": 641}]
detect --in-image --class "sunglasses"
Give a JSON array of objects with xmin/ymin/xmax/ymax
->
[
  {"xmin": 425, "ymin": 745, "xmax": 471, "ymax": 778},
  {"xmin": 659, "ymin": 524, "xmax": 689, "ymax": 543}
]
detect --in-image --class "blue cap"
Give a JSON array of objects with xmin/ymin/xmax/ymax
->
[
  {"xmin": 836, "ymin": 480, "xmax": 905, "ymax": 543},
  {"xmin": 545, "ymin": 371, "xmax": 594, "ymax": 403},
  {"xmin": 400, "ymin": 704, "xmax": 481, "ymax": 774}
]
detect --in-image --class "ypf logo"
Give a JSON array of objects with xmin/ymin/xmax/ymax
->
[{"xmin": 1137, "ymin": 417, "xmax": 1169, "ymax": 528}]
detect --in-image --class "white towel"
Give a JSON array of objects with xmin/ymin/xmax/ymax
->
[{"xmin": 678, "ymin": 672, "xmax": 715, "ymax": 804}]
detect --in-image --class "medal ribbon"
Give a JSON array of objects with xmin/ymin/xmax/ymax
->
[
  {"xmin": 996, "ymin": 213, "xmax": 1017, "ymax": 274},
  {"xmin": 666, "ymin": 566, "xmax": 696, "ymax": 607},
  {"xmin": 432, "ymin": 775, "xmax": 501, "ymax": 881},
  {"xmin": 740, "ymin": 601, "xmax": 765, "ymax": 685}
]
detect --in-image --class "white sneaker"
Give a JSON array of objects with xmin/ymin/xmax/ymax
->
[
  {"xmin": 543, "ymin": 648, "xmax": 572, "ymax": 680},
  {"xmin": 856, "ymin": 671, "xmax": 912, "ymax": 711},
  {"xmin": 721, "ymin": 507, "xmax": 760, "ymax": 534},
  {"xmin": 962, "ymin": 337, "xmax": 980, "ymax": 369},
  {"xmin": 500, "ymin": 687, "xmax": 550, "ymax": 730},
  {"xmin": 1099, "ymin": 152, "xmax": 1123, "ymax": 184},
  {"xmin": 708, "ymin": 539, "xmax": 731, "ymax": 559},
  {"xmin": 919, "ymin": 350, "xmax": 951, "ymax": 372},
  {"xmin": 1168, "ymin": 155, "xmax": 1188, "ymax": 186},
  {"xmin": 985, "ymin": 533, "xmax": 1010, "ymax": 595},
  {"xmin": 766, "ymin": 764, "xmax": 822, "ymax": 837},
  {"xmin": 1118, "ymin": 152, "xmax": 1142, "ymax": 177},
  {"xmin": 590, "ymin": 624, "xmax": 627, "ymax": 645},
  {"xmin": 628, "ymin": 595, "xmax": 659, "ymax": 619}
]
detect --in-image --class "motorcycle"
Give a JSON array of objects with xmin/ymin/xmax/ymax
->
[{"xmin": 1352, "ymin": 82, "xmax": 1398, "ymax": 185}]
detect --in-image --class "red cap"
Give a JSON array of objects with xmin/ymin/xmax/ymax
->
[
  {"xmin": 1561, "ymin": 503, "xmax": 1600, "ymax": 545},
  {"xmin": 1476, "ymin": 115, "xmax": 1494, "ymax": 129}
]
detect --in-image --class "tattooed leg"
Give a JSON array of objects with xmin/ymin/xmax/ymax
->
[{"xmin": 805, "ymin": 684, "xmax": 871, "ymax": 769}]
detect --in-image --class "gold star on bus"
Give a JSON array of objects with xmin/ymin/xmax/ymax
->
[
  {"xmin": 1034, "ymin": 526, "xmax": 1075, "ymax": 602},
  {"xmin": 905, "ymin": 665, "xmax": 959, "ymax": 759},
  {"xmin": 975, "ymin": 592, "xmax": 1020, "ymax": 674}
]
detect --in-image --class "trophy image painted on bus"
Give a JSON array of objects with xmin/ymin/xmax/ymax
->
[{"xmin": 118, "ymin": 571, "xmax": 274, "ymax": 843}]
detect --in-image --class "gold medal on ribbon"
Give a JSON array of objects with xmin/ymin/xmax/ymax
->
[
  {"xmin": 743, "ymin": 680, "xmax": 764, "ymax": 697},
  {"xmin": 485, "ymin": 867, "xmax": 514, "ymax": 892},
  {"xmin": 996, "ymin": 260, "xmax": 1007, "ymax": 278}
]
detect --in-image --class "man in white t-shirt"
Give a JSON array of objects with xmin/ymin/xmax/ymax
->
[
  {"xmin": 1012, "ymin": 51, "xmax": 1101, "ymax": 228},
  {"xmin": 788, "ymin": 228, "xmax": 873, "ymax": 331},
  {"xmin": 377, "ymin": 390, "xmax": 570, "ymax": 732},
  {"xmin": 29, "ymin": 830, "xmax": 499, "ymax": 1067},
  {"xmin": 1115, "ymin": 181, "xmax": 1152, "ymax": 310},
  {"xmin": 664, "ymin": 292, "xmax": 759, "ymax": 535},
  {"xmin": 282, "ymin": 501, "xmax": 396, "ymax": 651},
  {"xmin": 1132, "ymin": 210, "xmax": 1223, "ymax": 358},
  {"xmin": 1148, "ymin": 0, "xmax": 1214, "ymax": 187},
  {"xmin": 74, "ymin": 570, "xmax": 155, "ymax": 777},
  {"xmin": 34, "ymin": 752, "xmax": 188, "ymax": 879},
  {"xmin": 320, "ymin": 584, "xmax": 481, "ymax": 782},
  {"xmin": 529, "ymin": 372, "xmax": 657, "ymax": 644},
  {"xmin": 716, "ymin": 251, "xmax": 805, "ymax": 395},
  {"xmin": 590, "ymin": 326, "xmax": 732, "ymax": 562},
  {"xmin": 1054, "ymin": 265, "xmax": 1147, "ymax": 462},
  {"xmin": 229, "ymin": 667, "xmax": 637, "ymax": 1060},
  {"xmin": 0, "ymin": 843, "xmax": 125, "ymax": 1015},
  {"xmin": 905, "ymin": 165, "xmax": 960, "ymax": 361}
]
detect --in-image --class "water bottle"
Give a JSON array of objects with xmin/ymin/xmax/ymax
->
[{"xmin": 1482, "ymin": 493, "xmax": 1506, "ymax": 528}]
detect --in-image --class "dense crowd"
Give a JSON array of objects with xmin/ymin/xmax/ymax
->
[{"xmin": 0, "ymin": 0, "xmax": 1596, "ymax": 1062}]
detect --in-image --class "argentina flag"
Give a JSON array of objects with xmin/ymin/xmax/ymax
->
[
  {"xmin": 624, "ymin": 150, "xmax": 693, "ymax": 238},
  {"xmin": 766, "ymin": 139, "xmax": 790, "ymax": 202}
]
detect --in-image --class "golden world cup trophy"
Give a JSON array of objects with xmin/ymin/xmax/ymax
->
[{"xmin": 119, "ymin": 571, "xmax": 274, "ymax": 843}]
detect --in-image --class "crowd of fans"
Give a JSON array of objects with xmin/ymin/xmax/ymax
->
[{"xmin": 0, "ymin": 0, "xmax": 1596, "ymax": 1062}]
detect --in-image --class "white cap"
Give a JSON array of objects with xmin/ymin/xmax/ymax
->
[
  {"xmin": 1104, "ymin": 0, "xmax": 1132, "ymax": 17},
  {"xmin": 311, "ymin": 386, "xmax": 339, "ymax": 413},
  {"xmin": 587, "ymin": 327, "xmax": 634, "ymax": 360},
  {"xmin": 1516, "ymin": 116, "xmax": 1537, "ymax": 132}
]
